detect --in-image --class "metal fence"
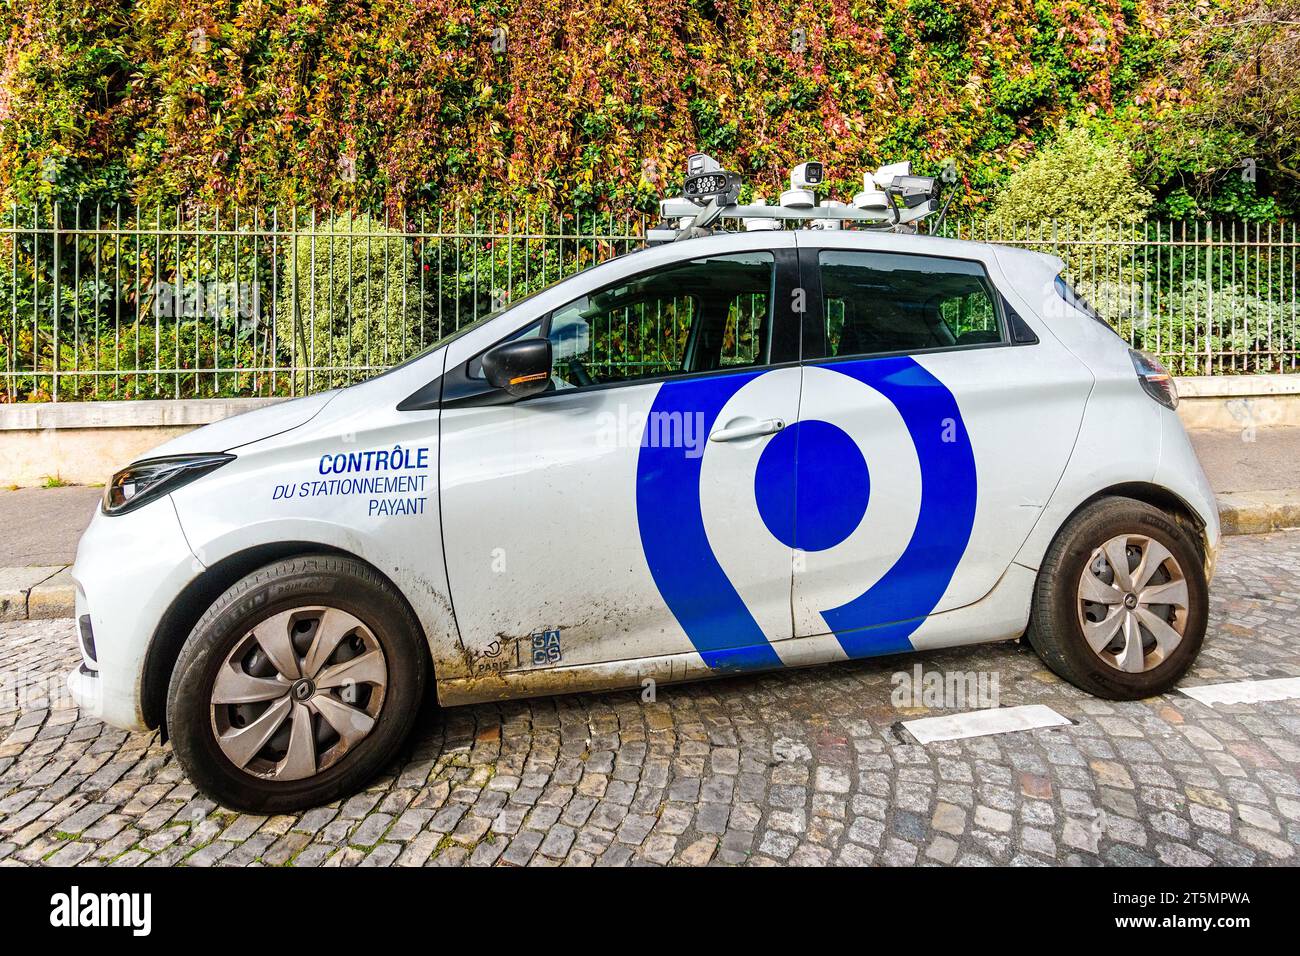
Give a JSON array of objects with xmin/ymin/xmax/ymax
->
[
  {"xmin": 1, "ymin": 206, "xmax": 1296, "ymax": 402},
  {"xmin": 935, "ymin": 219, "xmax": 1300, "ymax": 377}
]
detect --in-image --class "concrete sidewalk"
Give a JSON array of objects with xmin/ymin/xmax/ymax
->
[
  {"xmin": 1186, "ymin": 427, "xmax": 1300, "ymax": 535},
  {"xmin": 0, "ymin": 484, "xmax": 101, "ymax": 566},
  {"xmin": 2, "ymin": 426, "xmax": 1299, "ymax": 621},
  {"xmin": 0, "ymin": 485, "xmax": 98, "ymax": 621}
]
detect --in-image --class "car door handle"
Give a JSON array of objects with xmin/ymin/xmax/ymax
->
[{"xmin": 709, "ymin": 418, "xmax": 786, "ymax": 443}]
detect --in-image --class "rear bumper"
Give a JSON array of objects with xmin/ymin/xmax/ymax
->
[
  {"xmin": 66, "ymin": 496, "xmax": 200, "ymax": 731},
  {"xmin": 1154, "ymin": 406, "xmax": 1222, "ymax": 577}
]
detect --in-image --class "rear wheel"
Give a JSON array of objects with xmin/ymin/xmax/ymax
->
[
  {"xmin": 1027, "ymin": 497, "xmax": 1208, "ymax": 700},
  {"xmin": 167, "ymin": 554, "xmax": 427, "ymax": 812}
]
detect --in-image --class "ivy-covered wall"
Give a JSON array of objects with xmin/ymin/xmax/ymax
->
[{"xmin": 1, "ymin": 0, "xmax": 1295, "ymax": 218}]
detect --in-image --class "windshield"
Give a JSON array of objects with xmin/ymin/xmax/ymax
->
[{"xmin": 371, "ymin": 284, "xmax": 553, "ymax": 380}]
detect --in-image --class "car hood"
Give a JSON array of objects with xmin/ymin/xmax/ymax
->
[{"xmin": 142, "ymin": 390, "xmax": 342, "ymax": 459}]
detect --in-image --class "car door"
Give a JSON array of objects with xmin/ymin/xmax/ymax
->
[
  {"xmin": 438, "ymin": 234, "xmax": 804, "ymax": 678},
  {"xmin": 789, "ymin": 236, "xmax": 1093, "ymax": 658}
]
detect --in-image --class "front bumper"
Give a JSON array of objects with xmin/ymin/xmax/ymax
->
[
  {"xmin": 66, "ymin": 496, "xmax": 200, "ymax": 731},
  {"xmin": 67, "ymin": 663, "xmax": 103, "ymax": 720}
]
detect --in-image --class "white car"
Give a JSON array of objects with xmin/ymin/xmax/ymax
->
[{"xmin": 68, "ymin": 227, "xmax": 1218, "ymax": 811}]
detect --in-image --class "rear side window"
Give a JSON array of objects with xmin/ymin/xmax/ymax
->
[
  {"xmin": 819, "ymin": 251, "xmax": 1004, "ymax": 359},
  {"xmin": 1055, "ymin": 275, "xmax": 1112, "ymax": 327}
]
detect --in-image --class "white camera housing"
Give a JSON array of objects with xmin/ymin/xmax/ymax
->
[
  {"xmin": 742, "ymin": 197, "xmax": 779, "ymax": 231},
  {"xmin": 686, "ymin": 153, "xmax": 722, "ymax": 176},
  {"xmin": 871, "ymin": 161, "xmax": 912, "ymax": 189},
  {"xmin": 853, "ymin": 161, "xmax": 913, "ymax": 210},
  {"xmin": 851, "ymin": 185, "xmax": 888, "ymax": 210},
  {"xmin": 781, "ymin": 161, "xmax": 824, "ymax": 209},
  {"xmin": 790, "ymin": 162, "xmax": 824, "ymax": 190}
]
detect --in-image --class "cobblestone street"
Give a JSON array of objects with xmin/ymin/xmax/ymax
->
[{"xmin": 2, "ymin": 531, "xmax": 1298, "ymax": 868}]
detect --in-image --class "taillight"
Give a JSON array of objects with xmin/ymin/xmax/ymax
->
[{"xmin": 1129, "ymin": 350, "xmax": 1178, "ymax": 410}]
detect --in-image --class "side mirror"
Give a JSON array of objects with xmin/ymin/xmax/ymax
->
[{"xmin": 480, "ymin": 338, "xmax": 553, "ymax": 398}]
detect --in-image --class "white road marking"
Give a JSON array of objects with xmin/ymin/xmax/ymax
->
[
  {"xmin": 900, "ymin": 704, "xmax": 1072, "ymax": 744},
  {"xmin": 1178, "ymin": 677, "xmax": 1300, "ymax": 707}
]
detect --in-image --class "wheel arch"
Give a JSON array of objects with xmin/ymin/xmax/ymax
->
[
  {"xmin": 1047, "ymin": 481, "xmax": 1211, "ymax": 568},
  {"xmin": 141, "ymin": 541, "xmax": 432, "ymax": 735},
  {"xmin": 1086, "ymin": 482, "xmax": 1207, "ymax": 546},
  {"xmin": 1023, "ymin": 484, "xmax": 1211, "ymax": 699}
]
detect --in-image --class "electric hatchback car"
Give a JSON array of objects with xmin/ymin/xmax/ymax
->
[{"xmin": 68, "ymin": 224, "xmax": 1217, "ymax": 811}]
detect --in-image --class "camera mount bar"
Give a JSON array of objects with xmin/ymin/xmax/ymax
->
[
  {"xmin": 651, "ymin": 193, "xmax": 938, "ymax": 243},
  {"xmin": 648, "ymin": 153, "xmax": 943, "ymax": 244}
]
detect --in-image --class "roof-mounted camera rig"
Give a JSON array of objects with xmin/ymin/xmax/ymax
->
[{"xmin": 648, "ymin": 154, "xmax": 942, "ymax": 244}]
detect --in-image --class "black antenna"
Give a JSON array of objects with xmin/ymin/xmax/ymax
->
[{"xmin": 933, "ymin": 186, "xmax": 958, "ymax": 235}]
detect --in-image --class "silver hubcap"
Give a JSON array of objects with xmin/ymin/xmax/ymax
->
[
  {"xmin": 210, "ymin": 606, "xmax": 388, "ymax": 781},
  {"xmin": 1077, "ymin": 533, "xmax": 1189, "ymax": 674}
]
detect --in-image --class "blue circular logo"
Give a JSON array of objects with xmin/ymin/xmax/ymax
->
[
  {"xmin": 635, "ymin": 355, "xmax": 976, "ymax": 670},
  {"xmin": 754, "ymin": 420, "xmax": 870, "ymax": 552}
]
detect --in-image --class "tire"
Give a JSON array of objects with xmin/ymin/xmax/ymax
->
[
  {"xmin": 1026, "ymin": 496, "xmax": 1208, "ymax": 700},
  {"xmin": 167, "ymin": 553, "xmax": 427, "ymax": 812}
]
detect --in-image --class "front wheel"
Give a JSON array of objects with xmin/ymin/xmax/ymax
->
[
  {"xmin": 166, "ymin": 554, "xmax": 427, "ymax": 812},
  {"xmin": 1027, "ymin": 496, "xmax": 1209, "ymax": 700}
]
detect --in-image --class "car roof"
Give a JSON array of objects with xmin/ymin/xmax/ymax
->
[
  {"xmin": 790, "ymin": 227, "xmax": 1063, "ymax": 270},
  {"xmin": 632, "ymin": 227, "xmax": 1065, "ymax": 275}
]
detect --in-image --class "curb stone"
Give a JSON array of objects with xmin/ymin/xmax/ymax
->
[
  {"xmin": 0, "ymin": 566, "xmax": 68, "ymax": 622},
  {"xmin": 26, "ymin": 568, "xmax": 76, "ymax": 619},
  {"xmin": 1216, "ymin": 490, "xmax": 1300, "ymax": 536}
]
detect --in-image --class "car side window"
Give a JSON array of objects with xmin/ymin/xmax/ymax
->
[
  {"xmin": 820, "ymin": 251, "xmax": 1005, "ymax": 359},
  {"xmin": 544, "ymin": 252, "xmax": 775, "ymax": 389}
]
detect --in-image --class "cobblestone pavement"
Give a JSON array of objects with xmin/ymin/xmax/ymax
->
[{"xmin": 2, "ymin": 532, "xmax": 1298, "ymax": 868}]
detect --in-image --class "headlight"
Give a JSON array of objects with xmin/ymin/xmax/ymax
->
[{"xmin": 102, "ymin": 454, "xmax": 234, "ymax": 515}]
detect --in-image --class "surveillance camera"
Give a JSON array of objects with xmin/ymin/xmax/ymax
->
[
  {"xmin": 853, "ymin": 161, "xmax": 938, "ymax": 215},
  {"xmin": 682, "ymin": 152, "xmax": 743, "ymax": 207},
  {"xmin": 743, "ymin": 196, "xmax": 779, "ymax": 231},
  {"xmin": 809, "ymin": 199, "xmax": 845, "ymax": 230},
  {"xmin": 852, "ymin": 171, "xmax": 889, "ymax": 211},
  {"xmin": 684, "ymin": 169, "xmax": 742, "ymax": 205},
  {"xmin": 782, "ymin": 161, "xmax": 824, "ymax": 209},
  {"xmin": 790, "ymin": 162, "xmax": 824, "ymax": 190},
  {"xmin": 871, "ymin": 161, "xmax": 912, "ymax": 189},
  {"xmin": 889, "ymin": 174, "xmax": 939, "ymax": 206}
]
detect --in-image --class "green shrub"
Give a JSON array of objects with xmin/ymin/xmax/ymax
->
[
  {"xmin": 0, "ymin": 0, "xmax": 1185, "ymax": 217},
  {"xmin": 985, "ymin": 126, "xmax": 1154, "ymax": 231},
  {"xmin": 274, "ymin": 214, "xmax": 423, "ymax": 388},
  {"xmin": 1, "ymin": 315, "xmax": 272, "ymax": 401}
]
